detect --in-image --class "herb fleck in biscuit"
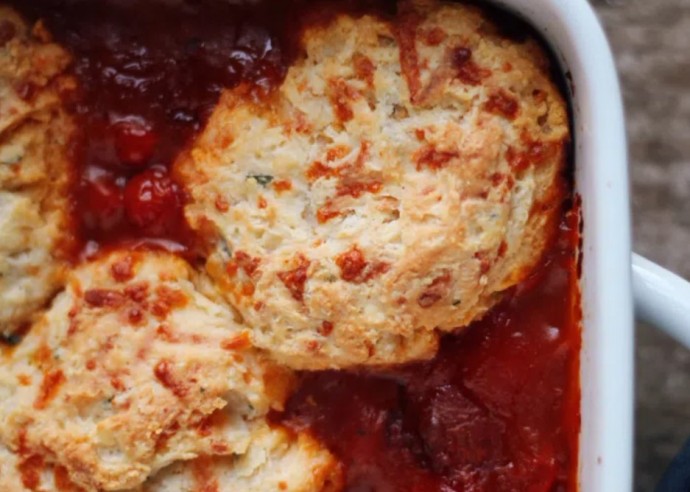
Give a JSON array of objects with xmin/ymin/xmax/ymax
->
[
  {"xmin": 0, "ymin": 424, "xmax": 341, "ymax": 492},
  {"xmin": 178, "ymin": 0, "xmax": 569, "ymax": 369},
  {"xmin": 0, "ymin": 7, "xmax": 77, "ymax": 336},
  {"xmin": 0, "ymin": 251, "xmax": 295, "ymax": 491}
]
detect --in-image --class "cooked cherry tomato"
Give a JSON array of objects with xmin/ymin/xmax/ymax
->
[
  {"xmin": 123, "ymin": 167, "xmax": 181, "ymax": 235},
  {"xmin": 80, "ymin": 177, "xmax": 124, "ymax": 232},
  {"xmin": 114, "ymin": 121, "xmax": 158, "ymax": 166}
]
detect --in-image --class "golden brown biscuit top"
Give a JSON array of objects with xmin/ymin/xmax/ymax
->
[
  {"xmin": 0, "ymin": 251, "xmax": 296, "ymax": 491},
  {"xmin": 177, "ymin": 2, "xmax": 569, "ymax": 370},
  {"xmin": 0, "ymin": 6, "xmax": 76, "ymax": 336},
  {"xmin": 0, "ymin": 1, "xmax": 572, "ymax": 489}
]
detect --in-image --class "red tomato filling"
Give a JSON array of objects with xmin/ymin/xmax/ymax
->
[
  {"xmin": 280, "ymin": 209, "xmax": 581, "ymax": 492},
  {"xmin": 123, "ymin": 167, "xmax": 182, "ymax": 236},
  {"xmin": 10, "ymin": 2, "xmax": 580, "ymax": 490}
]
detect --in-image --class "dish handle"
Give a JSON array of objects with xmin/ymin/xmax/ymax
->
[{"xmin": 633, "ymin": 253, "xmax": 690, "ymax": 349}]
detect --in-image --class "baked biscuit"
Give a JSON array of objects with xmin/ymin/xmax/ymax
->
[
  {"xmin": 0, "ymin": 441, "xmax": 81, "ymax": 491},
  {"xmin": 139, "ymin": 424, "xmax": 342, "ymax": 492},
  {"xmin": 177, "ymin": 0, "xmax": 569, "ymax": 369},
  {"xmin": 0, "ymin": 443, "xmax": 31, "ymax": 491},
  {"xmin": 0, "ymin": 251, "xmax": 294, "ymax": 491},
  {"xmin": 0, "ymin": 425, "xmax": 342, "ymax": 492},
  {"xmin": 0, "ymin": 7, "xmax": 76, "ymax": 335}
]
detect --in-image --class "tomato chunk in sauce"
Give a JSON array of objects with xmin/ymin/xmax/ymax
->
[
  {"xmin": 16, "ymin": 0, "xmax": 397, "ymax": 256},
  {"xmin": 10, "ymin": 1, "xmax": 580, "ymax": 490},
  {"xmin": 280, "ymin": 208, "xmax": 581, "ymax": 492},
  {"xmin": 16, "ymin": 0, "xmax": 294, "ymax": 255}
]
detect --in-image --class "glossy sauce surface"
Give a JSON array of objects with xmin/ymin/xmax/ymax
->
[
  {"xmin": 11, "ymin": 1, "xmax": 580, "ymax": 490},
  {"xmin": 17, "ymin": 0, "xmax": 299, "ymax": 256},
  {"xmin": 281, "ymin": 208, "xmax": 581, "ymax": 492},
  {"xmin": 17, "ymin": 0, "xmax": 399, "ymax": 257}
]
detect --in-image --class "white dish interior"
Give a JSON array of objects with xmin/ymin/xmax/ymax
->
[{"xmin": 487, "ymin": 1, "xmax": 633, "ymax": 490}]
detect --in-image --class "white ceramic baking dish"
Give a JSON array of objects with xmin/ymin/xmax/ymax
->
[
  {"xmin": 494, "ymin": 1, "xmax": 690, "ymax": 490},
  {"xmin": 487, "ymin": 1, "xmax": 633, "ymax": 489}
]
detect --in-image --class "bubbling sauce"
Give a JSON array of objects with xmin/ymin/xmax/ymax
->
[{"xmin": 9, "ymin": 1, "xmax": 580, "ymax": 490}]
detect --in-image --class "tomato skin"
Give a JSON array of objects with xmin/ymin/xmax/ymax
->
[
  {"xmin": 123, "ymin": 167, "xmax": 181, "ymax": 235},
  {"xmin": 114, "ymin": 121, "xmax": 158, "ymax": 167},
  {"xmin": 80, "ymin": 178, "xmax": 124, "ymax": 232}
]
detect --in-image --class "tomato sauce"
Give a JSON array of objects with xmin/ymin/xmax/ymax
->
[
  {"xmin": 14, "ymin": 0, "xmax": 300, "ymax": 256},
  {"xmin": 281, "ymin": 207, "xmax": 581, "ymax": 492},
  {"xmin": 10, "ymin": 1, "xmax": 581, "ymax": 490},
  {"xmin": 14, "ymin": 0, "xmax": 398, "ymax": 258}
]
